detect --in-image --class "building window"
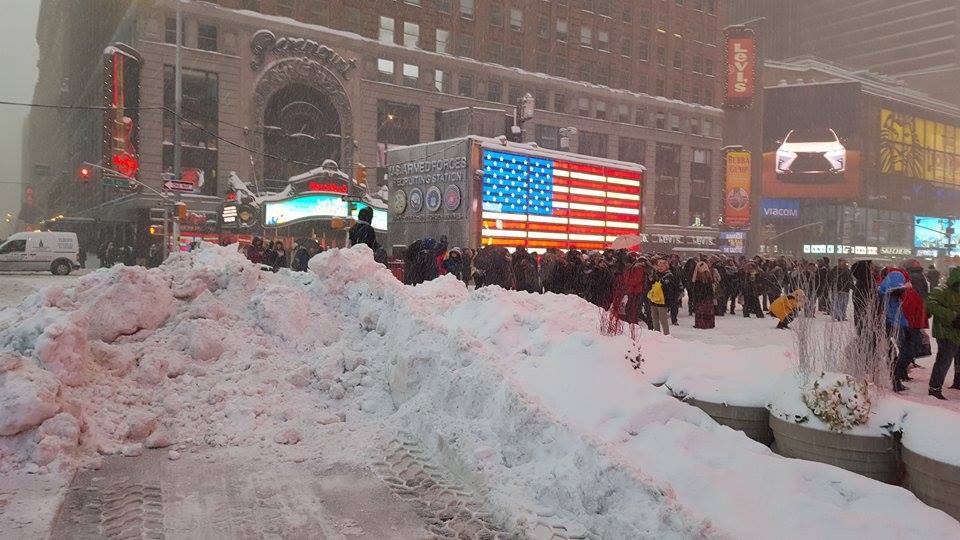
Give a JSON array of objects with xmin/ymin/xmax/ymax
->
[
  {"xmin": 379, "ymin": 16, "xmax": 395, "ymax": 44},
  {"xmin": 634, "ymin": 108, "xmax": 646, "ymax": 126},
  {"xmin": 704, "ymin": 88, "xmax": 713, "ymax": 106},
  {"xmin": 577, "ymin": 97, "xmax": 590, "ymax": 116},
  {"xmin": 656, "ymin": 46, "xmax": 666, "ymax": 66},
  {"xmin": 554, "ymin": 93, "xmax": 566, "ymax": 113},
  {"xmin": 638, "ymin": 42, "xmax": 649, "ymax": 61},
  {"xmin": 438, "ymin": 0, "xmax": 452, "ymax": 13},
  {"xmin": 707, "ymin": 0, "xmax": 716, "ymax": 14},
  {"xmin": 672, "ymin": 83, "xmax": 682, "ymax": 100},
  {"xmin": 655, "ymin": 79, "xmax": 665, "ymax": 96},
  {"xmin": 508, "ymin": 84, "xmax": 523, "ymax": 106},
  {"xmin": 620, "ymin": 37, "xmax": 631, "ymax": 57},
  {"xmin": 535, "ymin": 125, "xmax": 560, "ymax": 150},
  {"xmin": 703, "ymin": 118, "xmax": 714, "ymax": 137},
  {"xmin": 655, "ymin": 111, "xmax": 666, "ymax": 129},
  {"xmin": 618, "ymin": 72, "xmax": 631, "ymax": 89},
  {"xmin": 163, "ymin": 66, "xmax": 218, "ymax": 195},
  {"xmin": 461, "ymin": 0, "xmax": 475, "ymax": 19},
  {"xmin": 655, "ymin": 143, "xmax": 681, "ymax": 225},
  {"xmin": 537, "ymin": 15, "xmax": 549, "ymax": 38},
  {"xmin": 596, "ymin": 70, "xmax": 609, "ymax": 87},
  {"xmin": 436, "ymin": 29, "xmax": 450, "ymax": 53},
  {"xmin": 692, "ymin": 55, "xmax": 702, "ymax": 73},
  {"xmin": 277, "ymin": 0, "xmax": 294, "ymax": 16},
  {"xmin": 486, "ymin": 80, "xmax": 503, "ymax": 102},
  {"xmin": 673, "ymin": 50, "xmax": 682, "ymax": 69},
  {"xmin": 554, "ymin": 57, "xmax": 567, "ymax": 77},
  {"xmin": 578, "ymin": 63, "xmax": 592, "ymax": 81},
  {"xmin": 506, "ymin": 45, "xmax": 522, "ymax": 67},
  {"xmin": 535, "ymin": 53, "xmax": 549, "ymax": 73},
  {"xmin": 376, "ymin": 59, "xmax": 395, "ymax": 82},
  {"xmin": 535, "ymin": 90, "xmax": 548, "ymax": 109},
  {"xmin": 486, "ymin": 42, "xmax": 503, "ymax": 63},
  {"xmin": 622, "ymin": 6, "xmax": 633, "ymax": 22},
  {"xmin": 691, "ymin": 86, "xmax": 701, "ymax": 103},
  {"xmin": 510, "ymin": 8, "xmax": 522, "ymax": 31},
  {"xmin": 669, "ymin": 113, "xmax": 681, "ymax": 131},
  {"xmin": 458, "ymin": 34, "xmax": 475, "ymax": 57},
  {"xmin": 402, "ymin": 64, "xmax": 419, "ymax": 87},
  {"xmin": 598, "ymin": 30, "xmax": 610, "ymax": 51},
  {"xmin": 490, "ymin": 3, "xmax": 503, "ymax": 27},
  {"xmin": 595, "ymin": 101, "xmax": 606, "ymax": 120},
  {"xmin": 637, "ymin": 74, "xmax": 648, "ymax": 93},
  {"xmin": 403, "ymin": 22, "xmax": 420, "ymax": 48},
  {"xmin": 377, "ymin": 101, "xmax": 420, "ymax": 146},
  {"xmin": 639, "ymin": 9, "xmax": 651, "ymax": 27},
  {"xmin": 434, "ymin": 69, "xmax": 449, "ymax": 92},
  {"xmin": 616, "ymin": 104, "xmax": 629, "ymax": 123},
  {"xmin": 458, "ymin": 74, "xmax": 474, "ymax": 97},
  {"xmin": 164, "ymin": 17, "xmax": 182, "ymax": 45},
  {"xmin": 690, "ymin": 148, "xmax": 712, "ymax": 226},
  {"xmin": 690, "ymin": 117, "xmax": 700, "ymax": 135},
  {"xmin": 704, "ymin": 58, "xmax": 714, "ymax": 75},
  {"xmin": 580, "ymin": 26, "xmax": 592, "ymax": 47},
  {"xmin": 578, "ymin": 131, "xmax": 609, "ymax": 158},
  {"xmin": 556, "ymin": 19, "xmax": 568, "ymax": 42},
  {"xmin": 618, "ymin": 137, "xmax": 646, "ymax": 164}
]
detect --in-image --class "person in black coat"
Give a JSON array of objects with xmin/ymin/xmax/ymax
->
[
  {"xmin": 851, "ymin": 259, "xmax": 876, "ymax": 335},
  {"xmin": 904, "ymin": 261, "xmax": 930, "ymax": 300},
  {"xmin": 473, "ymin": 245, "xmax": 514, "ymax": 289},
  {"xmin": 404, "ymin": 237, "xmax": 446, "ymax": 285},
  {"xmin": 740, "ymin": 262, "xmax": 765, "ymax": 318},
  {"xmin": 349, "ymin": 207, "xmax": 380, "ymax": 252}
]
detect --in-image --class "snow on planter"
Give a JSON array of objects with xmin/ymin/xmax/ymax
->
[{"xmin": 682, "ymin": 398, "xmax": 773, "ymax": 445}]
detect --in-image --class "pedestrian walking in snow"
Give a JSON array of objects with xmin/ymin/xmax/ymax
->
[
  {"xmin": 927, "ymin": 265, "xmax": 942, "ymax": 289},
  {"xmin": 648, "ymin": 258, "xmax": 679, "ymax": 336},
  {"xmin": 690, "ymin": 261, "xmax": 716, "ymax": 329},
  {"xmin": 740, "ymin": 262, "xmax": 766, "ymax": 318},
  {"xmin": 348, "ymin": 206, "xmax": 380, "ymax": 252},
  {"xmin": 926, "ymin": 267, "xmax": 960, "ymax": 400}
]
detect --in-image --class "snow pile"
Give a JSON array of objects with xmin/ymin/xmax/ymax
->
[{"xmin": 1, "ymin": 243, "xmax": 958, "ymax": 538}]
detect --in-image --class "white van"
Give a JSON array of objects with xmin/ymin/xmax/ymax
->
[{"xmin": 0, "ymin": 232, "xmax": 80, "ymax": 275}]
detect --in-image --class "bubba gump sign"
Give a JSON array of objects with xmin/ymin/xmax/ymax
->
[{"xmin": 723, "ymin": 27, "xmax": 757, "ymax": 109}]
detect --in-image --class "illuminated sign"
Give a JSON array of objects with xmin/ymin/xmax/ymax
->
[
  {"xmin": 264, "ymin": 194, "xmax": 348, "ymax": 226},
  {"xmin": 761, "ymin": 198, "xmax": 800, "ymax": 219},
  {"xmin": 880, "ymin": 109, "xmax": 960, "ymax": 185},
  {"xmin": 307, "ymin": 181, "xmax": 348, "ymax": 194},
  {"xmin": 914, "ymin": 216, "xmax": 956, "ymax": 249},
  {"xmin": 723, "ymin": 27, "xmax": 756, "ymax": 109},
  {"xmin": 480, "ymin": 149, "xmax": 642, "ymax": 251},
  {"xmin": 262, "ymin": 194, "xmax": 387, "ymax": 230},
  {"xmin": 724, "ymin": 150, "xmax": 752, "ymax": 228}
]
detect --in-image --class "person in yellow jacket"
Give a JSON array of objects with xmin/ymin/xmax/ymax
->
[{"xmin": 769, "ymin": 289, "xmax": 807, "ymax": 329}]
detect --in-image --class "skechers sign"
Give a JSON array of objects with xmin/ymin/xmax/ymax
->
[{"xmin": 761, "ymin": 199, "xmax": 800, "ymax": 220}]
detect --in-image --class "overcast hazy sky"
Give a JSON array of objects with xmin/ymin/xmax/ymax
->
[{"xmin": 0, "ymin": 0, "xmax": 40, "ymax": 234}]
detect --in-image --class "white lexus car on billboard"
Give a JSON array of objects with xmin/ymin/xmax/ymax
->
[{"xmin": 775, "ymin": 128, "xmax": 846, "ymax": 182}]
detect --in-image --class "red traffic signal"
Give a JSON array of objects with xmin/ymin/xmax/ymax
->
[{"xmin": 78, "ymin": 165, "xmax": 93, "ymax": 181}]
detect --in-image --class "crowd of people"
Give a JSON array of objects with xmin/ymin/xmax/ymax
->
[{"xmin": 398, "ymin": 239, "xmax": 959, "ymax": 398}]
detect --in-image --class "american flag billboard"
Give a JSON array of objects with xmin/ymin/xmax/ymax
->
[{"xmin": 480, "ymin": 149, "xmax": 643, "ymax": 251}]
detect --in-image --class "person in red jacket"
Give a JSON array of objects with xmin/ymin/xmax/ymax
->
[{"xmin": 881, "ymin": 267, "xmax": 928, "ymax": 381}]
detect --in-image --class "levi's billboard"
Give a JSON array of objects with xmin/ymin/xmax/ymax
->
[{"xmin": 723, "ymin": 27, "xmax": 756, "ymax": 109}]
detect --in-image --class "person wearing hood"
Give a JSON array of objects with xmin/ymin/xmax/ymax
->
[
  {"xmin": 473, "ymin": 245, "xmax": 514, "ymax": 290},
  {"xmin": 926, "ymin": 267, "xmax": 960, "ymax": 400},
  {"xmin": 878, "ymin": 271, "xmax": 912, "ymax": 392},
  {"xmin": 690, "ymin": 261, "xmax": 717, "ymax": 329},
  {"xmin": 904, "ymin": 259, "xmax": 930, "ymax": 299},
  {"xmin": 349, "ymin": 207, "xmax": 380, "ymax": 252},
  {"xmin": 770, "ymin": 289, "xmax": 807, "ymax": 330},
  {"xmin": 443, "ymin": 248, "xmax": 465, "ymax": 284},
  {"xmin": 926, "ymin": 265, "xmax": 942, "ymax": 289}
]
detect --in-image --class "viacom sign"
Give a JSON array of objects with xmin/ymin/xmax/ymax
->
[
  {"xmin": 761, "ymin": 198, "xmax": 800, "ymax": 220},
  {"xmin": 723, "ymin": 27, "xmax": 756, "ymax": 109}
]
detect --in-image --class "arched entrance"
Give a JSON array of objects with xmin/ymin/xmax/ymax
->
[
  {"xmin": 263, "ymin": 84, "xmax": 341, "ymax": 181},
  {"xmin": 249, "ymin": 57, "xmax": 354, "ymax": 182}
]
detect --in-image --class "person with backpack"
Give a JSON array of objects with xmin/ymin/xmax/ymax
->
[{"xmin": 648, "ymin": 258, "xmax": 679, "ymax": 335}]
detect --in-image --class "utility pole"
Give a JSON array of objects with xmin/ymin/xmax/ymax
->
[{"xmin": 170, "ymin": 0, "xmax": 183, "ymax": 256}]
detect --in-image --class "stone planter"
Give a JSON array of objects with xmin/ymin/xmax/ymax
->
[
  {"xmin": 769, "ymin": 415, "xmax": 902, "ymax": 484},
  {"xmin": 684, "ymin": 398, "xmax": 773, "ymax": 446},
  {"xmin": 902, "ymin": 445, "xmax": 960, "ymax": 521}
]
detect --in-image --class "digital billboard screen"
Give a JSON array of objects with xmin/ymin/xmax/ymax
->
[
  {"xmin": 263, "ymin": 194, "xmax": 387, "ymax": 230},
  {"xmin": 763, "ymin": 83, "xmax": 861, "ymax": 199},
  {"xmin": 480, "ymin": 149, "xmax": 643, "ymax": 251},
  {"xmin": 914, "ymin": 216, "xmax": 955, "ymax": 249}
]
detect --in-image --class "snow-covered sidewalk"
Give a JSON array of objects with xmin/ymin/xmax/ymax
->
[{"xmin": 0, "ymin": 245, "xmax": 957, "ymax": 538}]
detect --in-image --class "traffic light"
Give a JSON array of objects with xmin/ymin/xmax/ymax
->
[
  {"xmin": 355, "ymin": 164, "xmax": 367, "ymax": 186},
  {"xmin": 78, "ymin": 164, "xmax": 94, "ymax": 182}
]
